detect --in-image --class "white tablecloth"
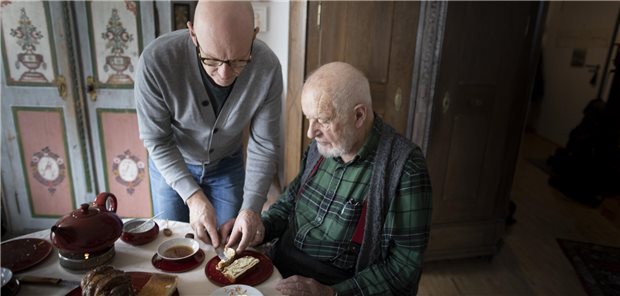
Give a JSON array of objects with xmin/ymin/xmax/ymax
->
[{"xmin": 5, "ymin": 219, "xmax": 282, "ymax": 295}]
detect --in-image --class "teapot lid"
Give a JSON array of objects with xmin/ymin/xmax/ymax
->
[{"xmin": 73, "ymin": 203, "xmax": 99, "ymax": 218}]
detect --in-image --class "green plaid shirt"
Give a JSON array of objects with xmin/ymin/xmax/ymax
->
[{"xmin": 262, "ymin": 119, "xmax": 432, "ymax": 295}]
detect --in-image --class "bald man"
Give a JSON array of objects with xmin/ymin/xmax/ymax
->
[
  {"xmin": 135, "ymin": 1, "xmax": 282, "ymax": 252},
  {"xmin": 253, "ymin": 62, "xmax": 432, "ymax": 295}
]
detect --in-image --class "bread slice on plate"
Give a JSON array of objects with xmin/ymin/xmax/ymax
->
[
  {"xmin": 216, "ymin": 247, "xmax": 237, "ymax": 271},
  {"xmin": 136, "ymin": 273, "xmax": 178, "ymax": 296},
  {"xmin": 221, "ymin": 256, "xmax": 260, "ymax": 283}
]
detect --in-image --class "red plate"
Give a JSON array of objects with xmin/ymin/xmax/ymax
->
[
  {"xmin": 65, "ymin": 272, "xmax": 179, "ymax": 296},
  {"xmin": 152, "ymin": 249, "xmax": 205, "ymax": 273},
  {"xmin": 205, "ymin": 250, "xmax": 273, "ymax": 286},
  {"xmin": 0, "ymin": 238, "xmax": 53, "ymax": 273}
]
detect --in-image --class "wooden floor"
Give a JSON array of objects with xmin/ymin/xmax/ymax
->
[{"xmin": 417, "ymin": 132, "xmax": 620, "ymax": 296}]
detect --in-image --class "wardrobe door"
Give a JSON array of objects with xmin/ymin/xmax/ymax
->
[{"xmin": 73, "ymin": 1, "xmax": 156, "ymax": 218}]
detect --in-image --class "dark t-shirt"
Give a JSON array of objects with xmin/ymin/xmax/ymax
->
[{"xmin": 198, "ymin": 62, "xmax": 234, "ymax": 117}]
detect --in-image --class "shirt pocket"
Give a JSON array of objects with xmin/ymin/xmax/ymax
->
[{"xmin": 337, "ymin": 198, "xmax": 364, "ymax": 224}]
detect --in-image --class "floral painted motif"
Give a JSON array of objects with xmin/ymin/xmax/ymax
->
[
  {"xmin": 31, "ymin": 147, "xmax": 66, "ymax": 194},
  {"xmin": 112, "ymin": 149, "xmax": 145, "ymax": 195},
  {"xmin": 10, "ymin": 7, "xmax": 48, "ymax": 82},
  {"xmin": 102, "ymin": 8, "xmax": 134, "ymax": 84}
]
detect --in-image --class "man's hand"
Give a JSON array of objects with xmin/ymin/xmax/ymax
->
[
  {"xmin": 226, "ymin": 209, "xmax": 264, "ymax": 252},
  {"xmin": 186, "ymin": 191, "xmax": 219, "ymax": 246},
  {"xmin": 218, "ymin": 218, "xmax": 235, "ymax": 245},
  {"xmin": 276, "ymin": 275, "xmax": 336, "ymax": 296}
]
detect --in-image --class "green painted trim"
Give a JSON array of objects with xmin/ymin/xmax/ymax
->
[
  {"xmin": 62, "ymin": 1, "xmax": 93, "ymax": 193},
  {"xmin": 12, "ymin": 106, "xmax": 77, "ymax": 218},
  {"xmin": 96, "ymin": 108, "xmax": 111, "ymax": 192},
  {"xmin": 2, "ymin": 2, "xmax": 57, "ymax": 87},
  {"xmin": 45, "ymin": 1, "xmax": 59, "ymax": 83},
  {"xmin": 136, "ymin": 1, "xmax": 144, "ymax": 59},
  {"xmin": 86, "ymin": 2, "xmax": 141, "ymax": 90}
]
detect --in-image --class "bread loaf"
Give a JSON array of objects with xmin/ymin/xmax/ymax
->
[
  {"xmin": 136, "ymin": 273, "xmax": 178, "ymax": 296},
  {"xmin": 81, "ymin": 265, "xmax": 134, "ymax": 296},
  {"xmin": 220, "ymin": 256, "xmax": 260, "ymax": 283}
]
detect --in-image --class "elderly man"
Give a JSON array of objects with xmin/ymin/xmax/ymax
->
[
  {"xmin": 135, "ymin": 1, "xmax": 282, "ymax": 251},
  {"xmin": 253, "ymin": 62, "xmax": 432, "ymax": 295}
]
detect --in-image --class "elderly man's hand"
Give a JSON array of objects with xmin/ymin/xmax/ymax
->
[
  {"xmin": 226, "ymin": 209, "xmax": 264, "ymax": 252},
  {"xmin": 186, "ymin": 191, "xmax": 219, "ymax": 247},
  {"xmin": 276, "ymin": 275, "xmax": 336, "ymax": 296}
]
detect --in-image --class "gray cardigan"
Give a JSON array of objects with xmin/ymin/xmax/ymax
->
[{"xmin": 135, "ymin": 30, "xmax": 283, "ymax": 213}]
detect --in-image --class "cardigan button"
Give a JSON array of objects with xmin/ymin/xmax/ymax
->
[{"xmin": 201, "ymin": 100, "xmax": 210, "ymax": 107}]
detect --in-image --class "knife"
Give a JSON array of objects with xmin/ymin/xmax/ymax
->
[{"xmin": 18, "ymin": 275, "xmax": 81, "ymax": 287}]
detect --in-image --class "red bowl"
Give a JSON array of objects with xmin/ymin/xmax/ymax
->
[{"xmin": 121, "ymin": 219, "xmax": 159, "ymax": 245}]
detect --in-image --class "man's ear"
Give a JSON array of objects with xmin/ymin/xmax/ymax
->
[
  {"xmin": 354, "ymin": 104, "xmax": 368, "ymax": 128},
  {"xmin": 187, "ymin": 21, "xmax": 198, "ymax": 47},
  {"xmin": 253, "ymin": 27, "xmax": 260, "ymax": 40}
]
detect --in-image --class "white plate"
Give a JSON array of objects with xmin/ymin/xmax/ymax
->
[{"xmin": 211, "ymin": 284, "xmax": 263, "ymax": 296}]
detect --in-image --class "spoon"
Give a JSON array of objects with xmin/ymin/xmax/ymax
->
[
  {"xmin": 163, "ymin": 219, "xmax": 172, "ymax": 236},
  {"xmin": 125, "ymin": 211, "xmax": 166, "ymax": 233}
]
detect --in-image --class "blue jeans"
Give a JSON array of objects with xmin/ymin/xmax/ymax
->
[{"xmin": 149, "ymin": 149, "xmax": 245, "ymax": 227}]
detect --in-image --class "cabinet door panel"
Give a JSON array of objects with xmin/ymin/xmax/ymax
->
[
  {"xmin": 85, "ymin": 1, "xmax": 143, "ymax": 88},
  {"xmin": 1, "ymin": 2, "xmax": 57, "ymax": 86},
  {"xmin": 96, "ymin": 110, "xmax": 151, "ymax": 218},
  {"xmin": 13, "ymin": 108, "xmax": 76, "ymax": 217}
]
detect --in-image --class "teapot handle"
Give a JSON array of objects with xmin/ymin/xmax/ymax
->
[{"xmin": 95, "ymin": 192, "xmax": 118, "ymax": 212}]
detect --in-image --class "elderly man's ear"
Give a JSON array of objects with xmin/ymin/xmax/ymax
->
[{"xmin": 354, "ymin": 104, "xmax": 368, "ymax": 128}]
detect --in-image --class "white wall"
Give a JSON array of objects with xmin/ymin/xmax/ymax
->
[
  {"xmin": 252, "ymin": 1, "xmax": 290, "ymax": 95},
  {"xmin": 533, "ymin": 2, "xmax": 619, "ymax": 145}
]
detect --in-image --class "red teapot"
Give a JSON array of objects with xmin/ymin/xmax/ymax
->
[{"xmin": 50, "ymin": 192, "xmax": 123, "ymax": 254}]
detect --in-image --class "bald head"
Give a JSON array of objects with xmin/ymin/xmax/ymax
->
[
  {"xmin": 302, "ymin": 62, "xmax": 373, "ymax": 119},
  {"xmin": 193, "ymin": 1, "xmax": 255, "ymax": 58},
  {"xmin": 301, "ymin": 62, "xmax": 374, "ymax": 161}
]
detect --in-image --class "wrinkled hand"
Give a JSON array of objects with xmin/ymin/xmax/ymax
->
[
  {"xmin": 276, "ymin": 275, "xmax": 336, "ymax": 296},
  {"xmin": 218, "ymin": 218, "xmax": 235, "ymax": 245},
  {"xmin": 226, "ymin": 209, "xmax": 264, "ymax": 252},
  {"xmin": 186, "ymin": 191, "xmax": 219, "ymax": 246}
]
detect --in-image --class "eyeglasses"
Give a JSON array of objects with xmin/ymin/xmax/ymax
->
[{"xmin": 195, "ymin": 40, "xmax": 253, "ymax": 73}]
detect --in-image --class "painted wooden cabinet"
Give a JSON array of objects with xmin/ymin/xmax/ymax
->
[{"xmin": 1, "ymin": 1, "xmax": 156, "ymax": 232}]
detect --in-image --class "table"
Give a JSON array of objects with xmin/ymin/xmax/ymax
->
[{"xmin": 4, "ymin": 219, "xmax": 283, "ymax": 295}]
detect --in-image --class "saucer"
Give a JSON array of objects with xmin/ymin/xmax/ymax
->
[{"xmin": 151, "ymin": 249, "xmax": 205, "ymax": 273}]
